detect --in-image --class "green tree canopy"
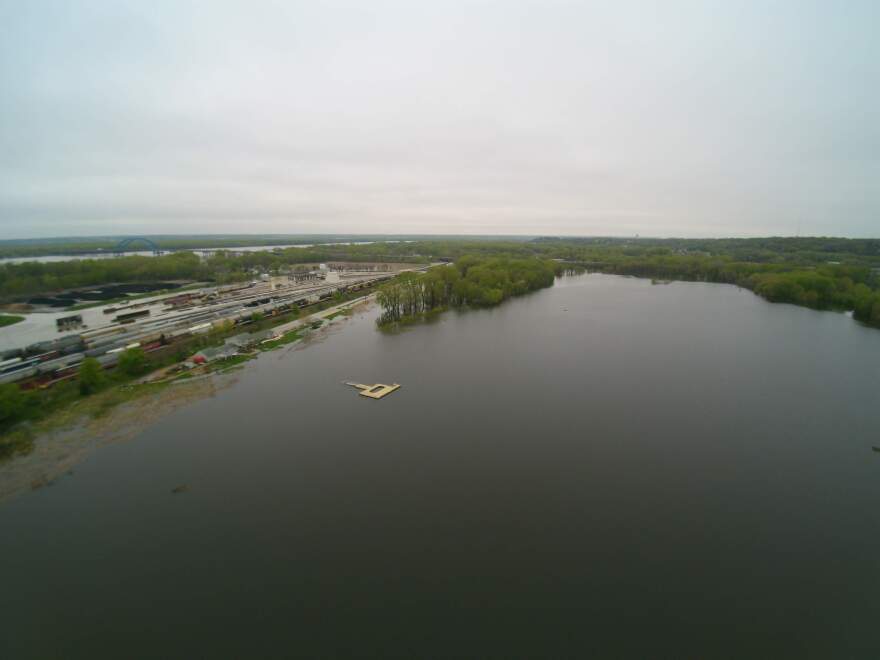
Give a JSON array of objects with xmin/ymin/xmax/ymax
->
[
  {"xmin": 78, "ymin": 358, "xmax": 106, "ymax": 395},
  {"xmin": 117, "ymin": 348, "xmax": 148, "ymax": 377}
]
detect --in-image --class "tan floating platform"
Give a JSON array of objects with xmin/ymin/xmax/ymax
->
[{"xmin": 345, "ymin": 382, "xmax": 401, "ymax": 399}]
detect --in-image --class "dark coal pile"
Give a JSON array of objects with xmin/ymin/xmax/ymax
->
[{"xmin": 26, "ymin": 282, "xmax": 187, "ymax": 308}]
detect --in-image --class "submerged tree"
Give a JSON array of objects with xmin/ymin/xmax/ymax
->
[{"xmin": 376, "ymin": 257, "xmax": 559, "ymax": 325}]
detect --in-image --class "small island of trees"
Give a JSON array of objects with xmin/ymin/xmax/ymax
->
[{"xmin": 376, "ymin": 256, "xmax": 559, "ymax": 326}]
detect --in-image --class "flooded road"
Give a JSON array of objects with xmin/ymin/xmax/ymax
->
[{"xmin": 2, "ymin": 274, "xmax": 880, "ymax": 658}]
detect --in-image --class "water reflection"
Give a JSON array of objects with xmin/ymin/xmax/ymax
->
[{"xmin": 2, "ymin": 274, "xmax": 879, "ymax": 658}]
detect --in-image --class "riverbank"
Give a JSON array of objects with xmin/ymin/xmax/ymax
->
[
  {"xmin": 0, "ymin": 263, "xmax": 418, "ymax": 441},
  {"xmin": 0, "ymin": 295, "xmax": 375, "ymax": 503},
  {"xmin": 0, "ymin": 378, "xmax": 220, "ymax": 503}
]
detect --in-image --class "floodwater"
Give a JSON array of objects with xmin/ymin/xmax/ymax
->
[{"xmin": 2, "ymin": 274, "xmax": 879, "ymax": 658}]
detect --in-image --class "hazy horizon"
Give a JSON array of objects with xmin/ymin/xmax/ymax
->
[
  {"xmin": 2, "ymin": 1, "xmax": 878, "ymax": 239},
  {"xmin": 4, "ymin": 231, "xmax": 877, "ymax": 244}
]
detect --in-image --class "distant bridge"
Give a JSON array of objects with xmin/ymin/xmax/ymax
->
[{"xmin": 113, "ymin": 237, "xmax": 162, "ymax": 255}]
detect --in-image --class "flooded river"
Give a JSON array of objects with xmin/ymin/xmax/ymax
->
[{"xmin": 2, "ymin": 274, "xmax": 879, "ymax": 658}]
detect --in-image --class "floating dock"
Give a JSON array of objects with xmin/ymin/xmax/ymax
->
[{"xmin": 345, "ymin": 382, "xmax": 401, "ymax": 399}]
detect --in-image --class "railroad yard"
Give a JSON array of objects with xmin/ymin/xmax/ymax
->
[{"xmin": 0, "ymin": 263, "xmax": 420, "ymax": 389}]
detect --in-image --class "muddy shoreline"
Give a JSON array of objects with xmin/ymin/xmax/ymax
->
[
  {"xmin": 0, "ymin": 374, "xmax": 236, "ymax": 504},
  {"xmin": 0, "ymin": 298, "xmax": 373, "ymax": 505}
]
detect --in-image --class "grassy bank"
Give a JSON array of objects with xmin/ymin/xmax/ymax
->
[
  {"xmin": 324, "ymin": 307, "xmax": 355, "ymax": 321},
  {"xmin": 0, "ymin": 380, "xmax": 172, "ymax": 461},
  {"xmin": 0, "ymin": 283, "xmax": 382, "ymax": 461},
  {"xmin": 0, "ymin": 314, "xmax": 24, "ymax": 327},
  {"xmin": 257, "ymin": 328, "xmax": 306, "ymax": 351}
]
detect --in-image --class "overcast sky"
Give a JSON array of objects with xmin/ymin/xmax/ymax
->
[{"xmin": 1, "ymin": 0, "xmax": 877, "ymax": 239}]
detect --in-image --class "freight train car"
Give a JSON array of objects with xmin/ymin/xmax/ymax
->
[{"xmin": 114, "ymin": 309, "xmax": 151, "ymax": 324}]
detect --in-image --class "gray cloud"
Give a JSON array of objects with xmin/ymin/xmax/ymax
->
[{"xmin": 1, "ymin": 0, "xmax": 878, "ymax": 238}]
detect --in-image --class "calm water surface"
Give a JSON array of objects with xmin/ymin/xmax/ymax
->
[{"xmin": 2, "ymin": 274, "xmax": 879, "ymax": 658}]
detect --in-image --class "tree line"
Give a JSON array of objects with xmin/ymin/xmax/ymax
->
[
  {"xmin": 578, "ymin": 254, "xmax": 880, "ymax": 328},
  {"xmin": 0, "ymin": 235, "xmax": 416, "ymax": 259},
  {"xmin": 3, "ymin": 237, "xmax": 879, "ymax": 330},
  {"xmin": 376, "ymin": 257, "xmax": 558, "ymax": 325},
  {"xmin": 0, "ymin": 246, "xmax": 423, "ymax": 300}
]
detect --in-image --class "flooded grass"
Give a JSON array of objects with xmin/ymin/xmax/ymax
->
[
  {"xmin": 0, "ymin": 297, "xmax": 377, "ymax": 502},
  {"xmin": 325, "ymin": 308, "xmax": 354, "ymax": 321},
  {"xmin": 0, "ymin": 374, "xmax": 233, "ymax": 504},
  {"xmin": 0, "ymin": 381, "xmax": 173, "ymax": 463},
  {"xmin": 0, "ymin": 428, "xmax": 35, "ymax": 461},
  {"xmin": 258, "ymin": 328, "xmax": 306, "ymax": 351},
  {"xmin": 0, "ymin": 314, "xmax": 25, "ymax": 327},
  {"xmin": 214, "ymin": 354, "xmax": 257, "ymax": 372}
]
